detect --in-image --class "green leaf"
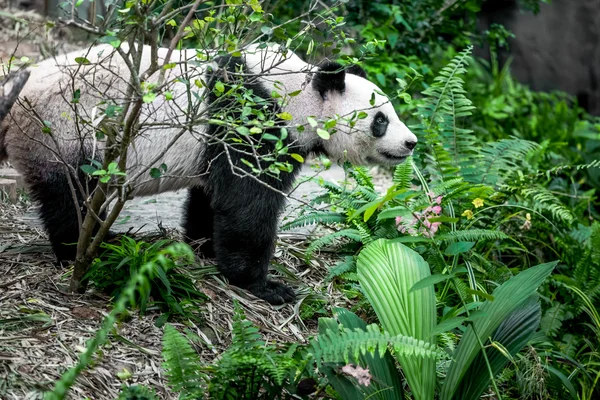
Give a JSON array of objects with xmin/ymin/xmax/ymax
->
[
  {"xmin": 277, "ymin": 112, "xmax": 293, "ymax": 120},
  {"xmin": 288, "ymin": 89, "xmax": 302, "ymax": 97},
  {"xmin": 99, "ymin": 35, "xmax": 121, "ymax": 48},
  {"xmin": 143, "ymin": 92, "xmax": 156, "ymax": 103},
  {"xmin": 363, "ymin": 203, "xmax": 379, "ymax": 222},
  {"xmin": 316, "ymin": 309, "xmax": 405, "ymax": 400},
  {"xmin": 80, "ymin": 165, "xmax": 96, "ymax": 175},
  {"xmin": 74, "ymin": 57, "xmax": 90, "ymax": 65},
  {"xmin": 150, "ymin": 168, "xmax": 161, "ymax": 179},
  {"xmin": 358, "ymin": 240, "xmax": 436, "ymax": 400},
  {"xmin": 290, "ymin": 153, "xmax": 304, "ymax": 163},
  {"xmin": 317, "ymin": 129, "xmax": 330, "ymax": 140},
  {"xmin": 410, "ymin": 273, "xmax": 452, "ymax": 293},
  {"xmin": 432, "ymin": 317, "xmax": 467, "ymax": 336},
  {"xmin": 236, "ymin": 126, "xmax": 250, "ymax": 135},
  {"xmin": 163, "ymin": 62, "xmax": 176, "ymax": 70},
  {"xmin": 441, "ymin": 261, "xmax": 557, "ymax": 400},
  {"xmin": 214, "ymin": 81, "xmax": 225, "ymax": 93},
  {"xmin": 454, "ymin": 296, "xmax": 543, "ymax": 400},
  {"xmin": 307, "ymin": 116, "xmax": 318, "ymax": 128},
  {"xmin": 444, "ymin": 241, "xmax": 475, "ymax": 256},
  {"xmin": 71, "ymin": 89, "xmax": 81, "ymax": 104}
]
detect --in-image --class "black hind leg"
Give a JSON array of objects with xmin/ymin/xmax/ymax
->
[
  {"xmin": 26, "ymin": 164, "xmax": 105, "ymax": 264},
  {"xmin": 27, "ymin": 167, "xmax": 83, "ymax": 263},
  {"xmin": 183, "ymin": 186, "xmax": 215, "ymax": 258}
]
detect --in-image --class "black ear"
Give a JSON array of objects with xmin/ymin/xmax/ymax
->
[
  {"xmin": 312, "ymin": 61, "xmax": 346, "ymax": 99},
  {"xmin": 347, "ymin": 64, "xmax": 367, "ymax": 78}
]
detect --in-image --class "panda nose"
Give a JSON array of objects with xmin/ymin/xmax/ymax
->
[{"xmin": 405, "ymin": 140, "xmax": 417, "ymax": 151}]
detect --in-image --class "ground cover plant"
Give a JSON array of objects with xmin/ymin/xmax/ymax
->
[{"xmin": 1, "ymin": 0, "xmax": 599, "ymax": 399}]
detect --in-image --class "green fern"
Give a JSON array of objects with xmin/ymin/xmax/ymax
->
[
  {"xmin": 311, "ymin": 323, "xmax": 440, "ymax": 367},
  {"xmin": 521, "ymin": 186, "xmax": 575, "ymax": 224},
  {"xmin": 281, "ymin": 211, "xmax": 346, "ymax": 231},
  {"xmin": 305, "ymin": 228, "xmax": 362, "ymax": 261},
  {"xmin": 326, "ymin": 256, "xmax": 357, "ymax": 281},
  {"xmin": 162, "ymin": 324, "xmax": 205, "ymax": 398},
  {"xmin": 117, "ymin": 385, "xmax": 158, "ymax": 400},
  {"xmin": 477, "ymin": 138, "xmax": 539, "ymax": 187},
  {"xmin": 414, "ymin": 46, "xmax": 477, "ymax": 183},
  {"xmin": 394, "ymin": 156, "xmax": 414, "ymax": 190},
  {"xmin": 436, "ymin": 229, "xmax": 509, "ymax": 242},
  {"xmin": 230, "ymin": 301, "xmax": 264, "ymax": 349}
]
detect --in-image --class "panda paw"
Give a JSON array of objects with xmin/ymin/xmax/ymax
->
[{"xmin": 248, "ymin": 280, "xmax": 296, "ymax": 305}]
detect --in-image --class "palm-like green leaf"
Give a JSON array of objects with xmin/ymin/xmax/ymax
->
[
  {"xmin": 357, "ymin": 239, "xmax": 437, "ymax": 400},
  {"xmin": 453, "ymin": 296, "xmax": 542, "ymax": 400},
  {"xmin": 440, "ymin": 261, "xmax": 557, "ymax": 400}
]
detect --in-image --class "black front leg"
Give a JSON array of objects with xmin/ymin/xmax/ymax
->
[
  {"xmin": 211, "ymin": 177, "xmax": 295, "ymax": 305},
  {"xmin": 183, "ymin": 186, "xmax": 215, "ymax": 258}
]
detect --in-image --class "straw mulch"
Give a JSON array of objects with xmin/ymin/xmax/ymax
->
[{"xmin": 0, "ymin": 198, "xmax": 346, "ymax": 399}]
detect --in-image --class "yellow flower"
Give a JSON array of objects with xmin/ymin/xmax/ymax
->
[
  {"xmin": 462, "ymin": 209, "xmax": 474, "ymax": 220},
  {"xmin": 472, "ymin": 198, "xmax": 484, "ymax": 208}
]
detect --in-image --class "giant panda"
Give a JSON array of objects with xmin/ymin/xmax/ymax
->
[{"xmin": 0, "ymin": 43, "xmax": 417, "ymax": 304}]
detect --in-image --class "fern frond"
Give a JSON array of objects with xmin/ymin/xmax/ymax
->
[
  {"xmin": 311, "ymin": 323, "xmax": 439, "ymax": 367},
  {"xmin": 352, "ymin": 219, "xmax": 374, "ymax": 245},
  {"xmin": 305, "ymin": 229, "xmax": 362, "ymax": 261},
  {"xmin": 162, "ymin": 324, "xmax": 204, "ymax": 397},
  {"xmin": 231, "ymin": 302, "xmax": 264, "ymax": 349},
  {"xmin": 326, "ymin": 256, "xmax": 356, "ymax": 281},
  {"xmin": 393, "ymin": 156, "xmax": 414, "ymax": 190},
  {"xmin": 477, "ymin": 138, "xmax": 539, "ymax": 187},
  {"xmin": 281, "ymin": 211, "xmax": 346, "ymax": 231},
  {"xmin": 437, "ymin": 229, "xmax": 509, "ymax": 242},
  {"xmin": 349, "ymin": 165, "xmax": 375, "ymax": 190},
  {"xmin": 414, "ymin": 46, "xmax": 478, "ymax": 183},
  {"xmin": 521, "ymin": 186, "xmax": 575, "ymax": 225}
]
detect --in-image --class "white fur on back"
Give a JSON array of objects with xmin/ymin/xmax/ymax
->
[{"xmin": 5, "ymin": 43, "xmax": 416, "ymax": 198}]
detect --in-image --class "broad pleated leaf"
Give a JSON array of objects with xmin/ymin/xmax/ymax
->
[
  {"xmin": 441, "ymin": 261, "xmax": 557, "ymax": 400},
  {"xmin": 453, "ymin": 295, "xmax": 542, "ymax": 399},
  {"xmin": 357, "ymin": 239, "xmax": 437, "ymax": 400}
]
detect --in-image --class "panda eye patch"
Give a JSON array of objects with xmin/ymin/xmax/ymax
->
[{"xmin": 371, "ymin": 111, "xmax": 389, "ymax": 138}]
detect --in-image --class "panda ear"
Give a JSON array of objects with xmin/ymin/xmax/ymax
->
[
  {"xmin": 346, "ymin": 64, "xmax": 367, "ymax": 79},
  {"xmin": 312, "ymin": 61, "xmax": 346, "ymax": 100}
]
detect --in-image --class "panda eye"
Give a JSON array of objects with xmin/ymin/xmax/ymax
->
[{"xmin": 375, "ymin": 115, "xmax": 386, "ymax": 125}]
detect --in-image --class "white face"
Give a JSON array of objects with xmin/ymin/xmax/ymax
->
[{"xmin": 320, "ymin": 74, "xmax": 417, "ymax": 166}]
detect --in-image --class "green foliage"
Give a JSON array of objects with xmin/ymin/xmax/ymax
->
[
  {"xmin": 159, "ymin": 301, "xmax": 308, "ymax": 399},
  {"xmin": 162, "ymin": 324, "xmax": 205, "ymax": 398},
  {"xmin": 441, "ymin": 262, "xmax": 556, "ymax": 399},
  {"xmin": 312, "ymin": 323, "xmax": 440, "ymax": 366},
  {"xmin": 317, "ymin": 309, "xmax": 405, "ymax": 400},
  {"xmin": 116, "ymin": 385, "xmax": 158, "ymax": 400},
  {"xmin": 85, "ymin": 237, "xmax": 205, "ymax": 320},
  {"xmin": 357, "ymin": 240, "xmax": 437, "ymax": 400},
  {"xmin": 45, "ymin": 243, "xmax": 195, "ymax": 400}
]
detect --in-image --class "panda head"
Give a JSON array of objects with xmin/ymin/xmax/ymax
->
[{"xmin": 308, "ymin": 61, "xmax": 417, "ymax": 166}]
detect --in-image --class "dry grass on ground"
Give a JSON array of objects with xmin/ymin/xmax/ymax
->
[{"xmin": 0, "ymin": 200, "xmax": 348, "ymax": 399}]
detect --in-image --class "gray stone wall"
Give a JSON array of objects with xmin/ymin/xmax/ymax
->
[{"xmin": 478, "ymin": 0, "xmax": 600, "ymax": 115}]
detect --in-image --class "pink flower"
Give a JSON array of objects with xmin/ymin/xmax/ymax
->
[
  {"xmin": 431, "ymin": 205, "xmax": 442, "ymax": 215},
  {"xmin": 395, "ymin": 216, "xmax": 402, "ymax": 225},
  {"xmin": 435, "ymin": 196, "xmax": 443, "ymax": 205},
  {"xmin": 341, "ymin": 364, "xmax": 371, "ymax": 387}
]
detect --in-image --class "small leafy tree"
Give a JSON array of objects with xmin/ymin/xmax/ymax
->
[{"xmin": 11, "ymin": 0, "xmax": 362, "ymax": 292}]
